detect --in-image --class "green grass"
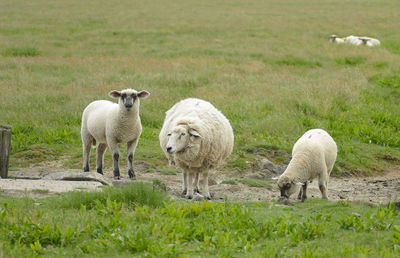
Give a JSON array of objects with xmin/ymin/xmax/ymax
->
[
  {"xmin": 0, "ymin": 193, "xmax": 399, "ymax": 257},
  {"xmin": 220, "ymin": 180, "xmax": 238, "ymax": 185},
  {"xmin": 44, "ymin": 182, "xmax": 168, "ymax": 209},
  {"xmin": 2, "ymin": 47, "xmax": 40, "ymax": 57},
  {"xmin": 157, "ymin": 168, "xmax": 179, "ymax": 175},
  {"xmin": 1, "ymin": 0, "xmax": 399, "ymax": 175},
  {"xmin": 32, "ymin": 189, "xmax": 49, "ymax": 194},
  {"xmin": 239, "ymin": 178, "xmax": 273, "ymax": 189}
]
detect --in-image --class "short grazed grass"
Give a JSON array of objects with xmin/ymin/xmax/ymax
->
[
  {"xmin": 157, "ymin": 168, "xmax": 179, "ymax": 175},
  {"xmin": 0, "ymin": 192, "xmax": 399, "ymax": 257},
  {"xmin": 239, "ymin": 178, "xmax": 273, "ymax": 189}
]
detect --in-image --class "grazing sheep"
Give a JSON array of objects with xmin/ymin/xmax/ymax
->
[
  {"xmin": 330, "ymin": 35, "xmax": 345, "ymax": 44},
  {"xmin": 275, "ymin": 129, "xmax": 337, "ymax": 202},
  {"xmin": 81, "ymin": 89, "xmax": 150, "ymax": 179},
  {"xmin": 159, "ymin": 98, "xmax": 234, "ymax": 199}
]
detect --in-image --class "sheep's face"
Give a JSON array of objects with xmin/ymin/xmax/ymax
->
[
  {"xmin": 330, "ymin": 35, "xmax": 337, "ymax": 42},
  {"xmin": 166, "ymin": 125, "xmax": 201, "ymax": 154},
  {"xmin": 277, "ymin": 176, "xmax": 300, "ymax": 199},
  {"xmin": 109, "ymin": 89, "xmax": 150, "ymax": 111}
]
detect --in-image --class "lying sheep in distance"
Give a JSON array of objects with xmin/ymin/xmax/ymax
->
[
  {"xmin": 344, "ymin": 35, "xmax": 363, "ymax": 46},
  {"xmin": 274, "ymin": 129, "xmax": 337, "ymax": 202},
  {"xmin": 358, "ymin": 36, "xmax": 381, "ymax": 47},
  {"xmin": 81, "ymin": 88, "xmax": 150, "ymax": 179},
  {"xmin": 330, "ymin": 35, "xmax": 345, "ymax": 44},
  {"xmin": 159, "ymin": 98, "xmax": 234, "ymax": 199},
  {"xmin": 330, "ymin": 34, "xmax": 380, "ymax": 47}
]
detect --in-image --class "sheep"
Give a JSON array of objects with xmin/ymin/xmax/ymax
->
[
  {"xmin": 331, "ymin": 35, "xmax": 381, "ymax": 47},
  {"xmin": 275, "ymin": 129, "xmax": 337, "ymax": 202},
  {"xmin": 159, "ymin": 98, "xmax": 234, "ymax": 199},
  {"xmin": 358, "ymin": 36, "xmax": 381, "ymax": 47},
  {"xmin": 344, "ymin": 35, "xmax": 363, "ymax": 46},
  {"xmin": 330, "ymin": 35, "xmax": 345, "ymax": 44},
  {"xmin": 81, "ymin": 89, "xmax": 150, "ymax": 179}
]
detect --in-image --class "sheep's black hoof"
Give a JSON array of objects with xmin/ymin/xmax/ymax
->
[
  {"xmin": 187, "ymin": 195, "xmax": 193, "ymax": 199},
  {"xmin": 301, "ymin": 196, "xmax": 307, "ymax": 202},
  {"xmin": 83, "ymin": 167, "xmax": 89, "ymax": 172},
  {"xmin": 182, "ymin": 189, "xmax": 187, "ymax": 196},
  {"xmin": 128, "ymin": 169, "xmax": 136, "ymax": 179},
  {"xmin": 113, "ymin": 169, "xmax": 120, "ymax": 178},
  {"xmin": 97, "ymin": 168, "xmax": 103, "ymax": 175},
  {"xmin": 194, "ymin": 188, "xmax": 200, "ymax": 194},
  {"xmin": 114, "ymin": 176, "xmax": 121, "ymax": 180}
]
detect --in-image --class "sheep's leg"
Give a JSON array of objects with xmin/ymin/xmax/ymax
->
[
  {"xmin": 194, "ymin": 172, "xmax": 200, "ymax": 194},
  {"xmin": 82, "ymin": 134, "xmax": 93, "ymax": 172},
  {"xmin": 182, "ymin": 170, "xmax": 188, "ymax": 195},
  {"xmin": 186, "ymin": 171, "xmax": 195, "ymax": 199},
  {"xmin": 318, "ymin": 169, "xmax": 329, "ymax": 200},
  {"xmin": 297, "ymin": 188, "xmax": 303, "ymax": 200},
  {"xmin": 201, "ymin": 171, "xmax": 211, "ymax": 200},
  {"xmin": 127, "ymin": 138, "xmax": 139, "ymax": 179},
  {"xmin": 108, "ymin": 141, "xmax": 120, "ymax": 179},
  {"xmin": 301, "ymin": 182, "xmax": 308, "ymax": 202},
  {"xmin": 96, "ymin": 143, "xmax": 107, "ymax": 175}
]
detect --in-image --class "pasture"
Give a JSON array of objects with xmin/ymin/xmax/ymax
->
[{"xmin": 0, "ymin": 0, "xmax": 400, "ymax": 256}]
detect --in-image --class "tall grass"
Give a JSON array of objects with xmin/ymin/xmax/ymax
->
[
  {"xmin": 0, "ymin": 0, "xmax": 399, "ymax": 174},
  {"xmin": 43, "ymin": 182, "xmax": 168, "ymax": 209}
]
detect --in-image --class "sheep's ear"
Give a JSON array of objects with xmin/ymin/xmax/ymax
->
[
  {"xmin": 189, "ymin": 129, "xmax": 201, "ymax": 138},
  {"xmin": 295, "ymin": 182, "xmax": 305, "ymax": 186},
  {"xmin": 109, "ymin": 90, "xmax": 121, "ymax": 98},
  {"xmin": 271, "ymin": 176, "xmax": 280, "ymax": 180},
  {"xmin": 137, "ymin": 91, "xmax": 150, "ymax": 99}
]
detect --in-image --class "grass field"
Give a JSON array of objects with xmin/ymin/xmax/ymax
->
[
  {"xmin": 0, "ymin": 184, "xmax": 399, "ymax": 257},
  {"xmin": 1, "ymin": 0, "xmax": 400, "ymax": 174},
  {"xmin": 1, "ymin": 0, "xmax": 400, "ymax": 255}
]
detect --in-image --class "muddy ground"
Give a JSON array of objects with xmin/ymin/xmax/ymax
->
[{"xmin": 2, "ymin": 162, "xmax": 399, "ymax": 206}]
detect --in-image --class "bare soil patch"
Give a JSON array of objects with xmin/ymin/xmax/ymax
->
[{"xmin": 2, "ymin": 163, "xmax": 399, "ymax": 205}]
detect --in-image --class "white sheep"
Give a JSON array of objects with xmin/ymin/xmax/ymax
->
[
  {"xmin": 81, "ymin": 89, "xmax": 150, "ymax": 179},
  {"xmin": 275, "ymin": 129, "xmax": 337, "ymax": 201},
  {"xmin": 159, "ymin": 98, "xmax": 234, "ymax": 199},
  {"xmin": 344, "ymin": 35, "xmax": 363, "ymax": 46},
  {"xmin": 330, "ymin": 35, "xmax": 345, "ymax": 44},
  {"xmin": 358, "ymin": 36, "xmax": 381, "ymax": 47}
]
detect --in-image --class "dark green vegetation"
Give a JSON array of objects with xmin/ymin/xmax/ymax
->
[
  {"xmin": 0, "ymin": 0, "xmax": 400, "ymax": 174},
  {"xmin": 0, "ymin": 186, "xmax": 399, "ymax": 256}
]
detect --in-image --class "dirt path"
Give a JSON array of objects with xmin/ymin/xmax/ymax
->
[{"xmin": 2, "ymin": 165, "xmax": 400, "ymax": 205}]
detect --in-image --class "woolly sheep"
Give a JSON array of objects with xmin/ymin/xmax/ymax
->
[
  {"xmin": 159, "ymin": 98, "xmax": 234, "ymax": 199},
  {"xmin": 359, "ymin": 36, "xmax": 381, "ymax": 47},
  {"xmin": 332, "ymin": 35, "xmax": 380, "ymax": 47},
  {"xmin": 81, "ymin": 89, "xmax": 150, "ymax": 179},
  {"xmin": 344, "ymin": 35, "xmax": 363, "ymax": 46},
  {"xmin": 275, "ymin": 129, "xmax": 337, "ymax": 202},
  {"xmin": 330, "ymin": 35, "xmax": 345, "ymax": 44}
]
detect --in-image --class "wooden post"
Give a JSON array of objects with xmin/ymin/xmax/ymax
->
[{"xmin": 0, "ymin": 125, "xmax": 11, "ymax": 178}]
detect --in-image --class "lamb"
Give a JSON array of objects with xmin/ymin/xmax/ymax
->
[
  {"xmin": 159, "ymin": 98, "xmax": 234, "ymax": 199},
  {"xmin": 81, "ymin": 89, "xmax": 150, "ymax": 179},
  {"xmin": 275, "ymin": 129, "xmax": 337, "ymax": 202}
]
